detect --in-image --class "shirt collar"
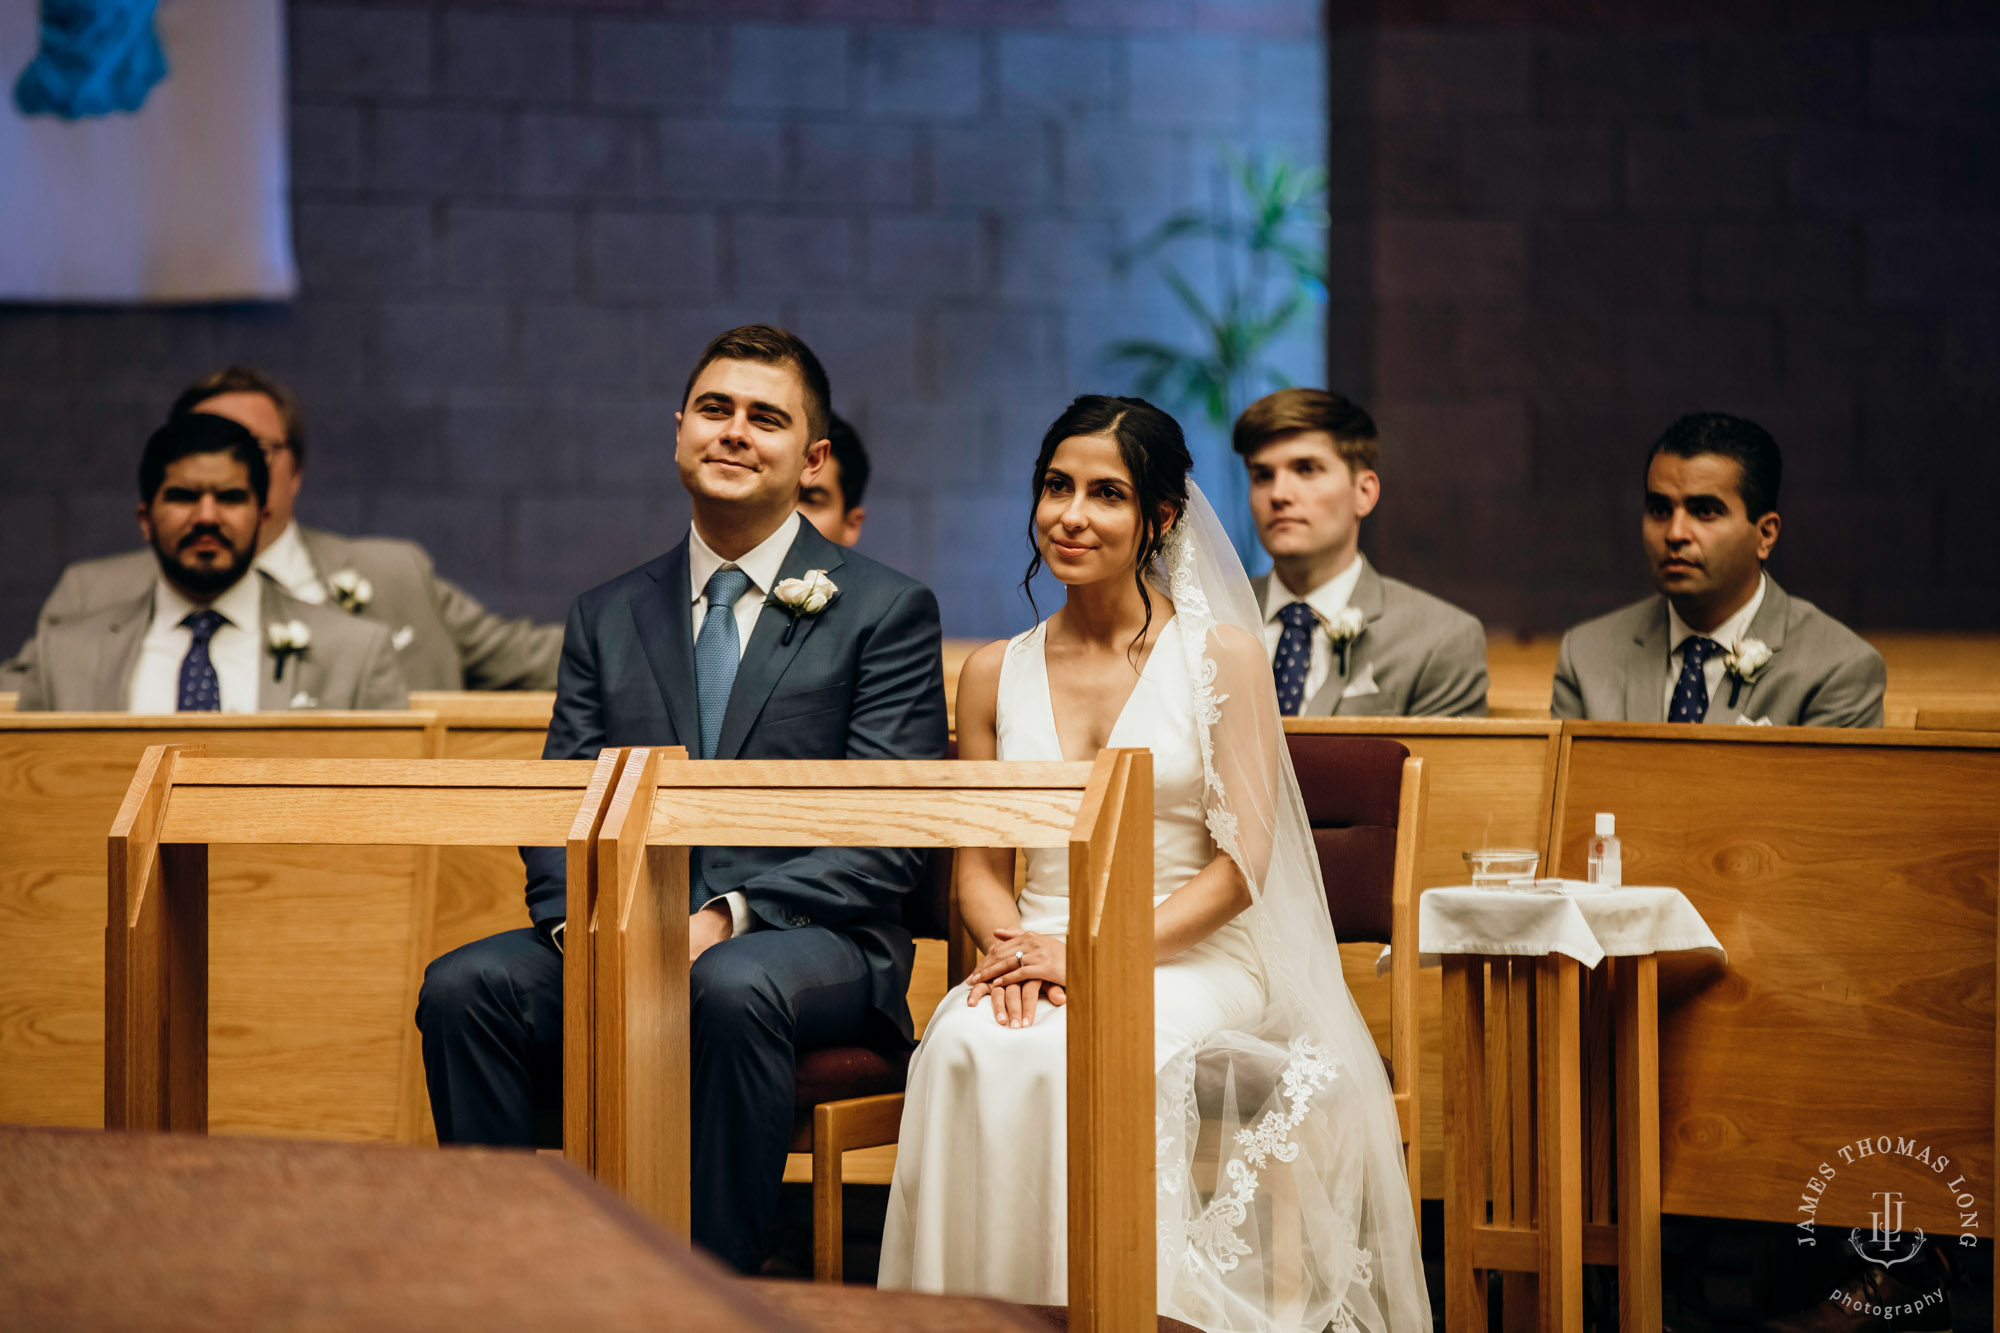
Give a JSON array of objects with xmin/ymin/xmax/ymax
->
[
  {"xmin": 688, "ymin": 511, "xmax": 802, "ymax": 605},
  {"xmin": 1265, "ymin": 554, "xmax": 1367, "ymax": 626},
  {"xmin": 152, "ymin": 565, "xmax": 266, "ymax": 636},
  {"xmin": 253, "ymin": 520, "xmax": 318, "ymax": 589},
  {"xmin": 1667, "ymin": 571, "xmax": 1767, "ymax": 656}
]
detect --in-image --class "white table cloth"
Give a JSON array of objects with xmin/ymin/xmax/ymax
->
[{"xmin": 1407, "ymin": 880, "xmax": 1725, "ymax": 969}]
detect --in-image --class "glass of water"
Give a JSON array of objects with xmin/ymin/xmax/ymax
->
[{"xmin": 1462, "ymin": 848, "xmax": 1540, "ymax": 889}]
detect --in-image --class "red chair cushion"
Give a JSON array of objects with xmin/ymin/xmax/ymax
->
[
  {"xmin": 1285, "ymin": 733, "xmax": 1409, "ymax": 947},
  {"xmin": 793, "ymin": 1044, "xmax": 908, "ymax": 1110}
]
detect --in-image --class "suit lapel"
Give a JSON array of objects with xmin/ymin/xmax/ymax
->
[
  {"xmin": 257, "ymin": 579, "xmax": 296, "ymax": 710},
  {"xmin": 713, "ymin": 524, "xmax": 847, "ymax": 761},
  {"xmin": 630, "ymin": 542, "xmax": 700, "ymax": 750},
  {"xmin": 1304, "ymin": 559, "xmax": 1381, "ymax": 716},
  {"xmin": 1624, "ymin": 599, "xmax": 1670, "ymax": 723},
  {"xmin": 1727, "ymin": 575, "xmax": 1790, "ymax": 718},
  {"xmin": 92, "ymin": 592, "xmax": 155, "ymax": 711}
]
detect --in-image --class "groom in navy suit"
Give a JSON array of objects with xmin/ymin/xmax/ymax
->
[{"xmin": 417, "ymin": 325, "xmax": 948, "ymax": 1272}]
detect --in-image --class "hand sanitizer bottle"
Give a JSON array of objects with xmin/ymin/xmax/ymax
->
[{"xmin": 1586, "ymin": 813, "xmax": 1622, "ymax": 886}]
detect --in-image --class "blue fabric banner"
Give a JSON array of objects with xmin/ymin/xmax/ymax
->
[{"xmin": 14, "ymin": 0, "xmax": 167, "ymax": 118}]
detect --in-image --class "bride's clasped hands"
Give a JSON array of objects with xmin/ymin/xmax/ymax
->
[{"xmin": 964, "ymin": 927, "xmax": 1066, "ymax": 1027}]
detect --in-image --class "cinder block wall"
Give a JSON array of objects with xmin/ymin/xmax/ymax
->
[
  {"xmin": 1351, "ymin": 13, "xmax": 2000, "ymax": 633},
  {"xmin": 0, "ymin": 0, "xmax": 1326, "ymax": 646},
  {"xmin": 3, "ymin": 3, "xmax": 1996, "ymax": 651}
]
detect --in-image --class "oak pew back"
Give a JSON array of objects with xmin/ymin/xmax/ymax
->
[
  {"xmin": 102, "ymin": 749, "xmax": 624, "ymax": 1143},
  {"xmin": 1282, "ymin": 717, "xmax": 1562, "ymax": 1196},
  {"xmin": 0, "ymin": 712, "xmax": 436, "ymax": 1139},
  {"xmin": 1547, "ymin": 722, "xmax": 2000, "ymax": 1231},
  {"xmin": 578, "ymin": 749, "xmax": 1154, "ymax": 1333},
  {"xmin": 410, "ymin": 692, "xmax": 559, "ymax": 969}
]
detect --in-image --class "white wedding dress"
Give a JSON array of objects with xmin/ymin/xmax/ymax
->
[
  {"xmin": 879, "ymin": 614, "xmax": 1268, "ymax": 1303},
  {"xmin": 879, "ymin": 486, "xmax": 1430, "ymax": 1333}
]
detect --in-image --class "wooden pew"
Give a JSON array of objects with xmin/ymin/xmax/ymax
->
[
  {"xmin": 102, "ymin": 750, "xmax": 625, "ymax": 1140},
  {"xmin": 410, "ymin": 692, "xmax": 559, "ymax": 969},
  {"xmin": 1284, "ymin": 717, "xmax": 1561, "ymax": 1196},
  {"xmin": 575, "ymin": 748, "xmax": 1156, "ymax": 1330},
  {"xmin": 1546, "ymin": 722, "xmax": 1999, "ymax": 1231},
  {"xmin": 0, "ymin": 712, "xmax": 437, "ymax": 1137}
]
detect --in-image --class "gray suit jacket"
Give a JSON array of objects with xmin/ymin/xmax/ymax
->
[
  {"xmin": 1550, "ymin": 576, "xmax": 1885, "ymax": 727},
  {"xmin": 0, "ymin": 527, "xmax": 560, "ymax": 694},
  {"xmin": 14, "ymin": 572, "xmax": 409, "ymax": 712},
  {"xmin": 1252, "ymin": 559, "xmax": 1489, "ymax": 717}
]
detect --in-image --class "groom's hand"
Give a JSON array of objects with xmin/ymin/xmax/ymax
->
[{"xmin": 689, "ymin": 901, "xmax": 733, "ymax": 962}]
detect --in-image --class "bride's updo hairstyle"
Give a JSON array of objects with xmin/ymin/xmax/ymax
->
[{"xmin": 1022, "ymin": 394, "xmax": 1193, "ymax": 656}]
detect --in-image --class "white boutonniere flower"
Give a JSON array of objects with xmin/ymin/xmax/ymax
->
[
  {"xmin": 267, "ymin": 619, "xmax": 311, "ymax": 681},
  {"xmin": 1325, "ymin": 605, "xmax": 1367, "ymax": 675},
  {"xmin": 770, "ymin": 570, "xmax": 839, "ymax": 645},
  {"xmin": 328, "ymin": 569, "xmax": 374, "ymax": 614},
  {"xmin": 1722, "ymin": 636, "xmax": 1772, "ymax": 708}
]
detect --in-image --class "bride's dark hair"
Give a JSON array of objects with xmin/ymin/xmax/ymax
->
[{"xmin": 1022, "ymin": 394, "xmax": 1193, "ymax": 659}]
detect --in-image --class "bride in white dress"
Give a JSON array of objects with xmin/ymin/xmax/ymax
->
[{"xmin": 878, "ymin": 397, "xmax": 1430, "ymax": 1333}]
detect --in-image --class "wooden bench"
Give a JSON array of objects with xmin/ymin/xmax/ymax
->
[
  {"xmin": 1284, "ymin": 717, "xmax": 1561, "ymax": 1196},
  {"xmin": 1545, "ymin": 722, "xmax": 1999, "ymax": 1233},
  {"xmin": 0, "ymin": 713, "xmax": 438, "ymax": 1137},
  {"xmin": 572, "ymin": 748, "xmax": 1157, "ymax": 1330},
  {"xmin": 103, "ymin": 750, "xmax": 625, "ymax": 1137}
]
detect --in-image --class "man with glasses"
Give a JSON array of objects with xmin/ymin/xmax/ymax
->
[{"xmin": 1, "ymin": 366, "xmax": 562, "ymax": 694}]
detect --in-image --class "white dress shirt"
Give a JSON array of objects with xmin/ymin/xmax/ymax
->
[
  {"xmin": 1261, "ymin": 555, "xmax": 1367, "ymax": 704},
  {"xmin": 1663, "ymin": 573, "xmax": 1767, "ymax": 718},
  {"xmin": 254, "ymin": 520, "xmax": 326, "ymax": 604},
  {"xmin": 555, "ymin": 514, "xmax": 805, "ymax": 956},
  {"xmin": 127, "ymin": 570, "xmax": 266, "ymax": 714}
]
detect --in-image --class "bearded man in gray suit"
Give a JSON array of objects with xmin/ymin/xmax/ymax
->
[
  {"xmin": 0, "ymin": 366, "xmax": 560, "ymax": 695},
  {"xmin": 1240, "ymin": 389, "xmax": 1488, "ymax": 717},
  {"xmin": 14, "ymin": 414, "xmax": 406, "ymax": 713},
  {"xmin": 1551, "ymin": 412, "xmax": 1884, "ymax": 727}
]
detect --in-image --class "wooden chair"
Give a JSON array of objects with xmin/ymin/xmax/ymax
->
[
  {"xmin": 103, "ymin": 747, "xmax": 628, "ymax": 1134},
  {"xmin": 1284, "ymin": 733, "xmax": 1428, "ymax": 1225},
  {"xmin": 571, "ymin": 747, "xmax": 1160, "ymax": 1332}
]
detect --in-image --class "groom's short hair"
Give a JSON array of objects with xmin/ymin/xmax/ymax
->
[
  {"xmin": 682, "ymin": 324, "xmax": 832, "ymax": 446},
  {"xmin": 1232, "ymin": 388, "xmax": 1379, "ymax": 476}
]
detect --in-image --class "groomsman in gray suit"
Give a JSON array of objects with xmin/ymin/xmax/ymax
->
[
  {"xmin": 1551, "ymin": 412, "xmax": 1884, "ymax": 727},
  {"xmin": 0, "ymin": 366, "xmax": 561, "ymax": 695},
  {"xmin": 1239, "ymin": 389, "xmax": 1489, "ymax": 717},
  {"xmin": 14, "ymin": 413, "xmax": 407, "ymax": 713}
]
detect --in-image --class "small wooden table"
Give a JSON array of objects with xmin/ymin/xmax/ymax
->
[
  {"xmin": 1431, "ymin": 882, "xmax": 1724, "ymax": 1330},
  {"xmin": 0, "ymin": 1127, "xmax": 1046, "ymax": 1332}
]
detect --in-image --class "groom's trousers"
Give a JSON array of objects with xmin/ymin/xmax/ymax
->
[{"xmin": 416, "ymin": 923, "xmax": 876, "ymax": 1272}]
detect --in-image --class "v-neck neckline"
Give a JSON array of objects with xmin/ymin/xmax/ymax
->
[{"xmin": 1036, "ymin": 615, "xmax": 1176, "ymax": 765}]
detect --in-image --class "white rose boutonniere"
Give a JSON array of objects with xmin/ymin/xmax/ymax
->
[
  {"xmin": 770, "ymin": 570, "xmax": 839, "ymax": 645},
  {"xmin": 1722, "ymin": 636, "xmax": 1772, "ymax": 708},
  {"xmin": 328, "ymin": 569, "xmax": 374, "ymax": 614},
  {"xmin": 267, "ymin": 619, "xmax": 312, "ymax": 681},
  {"xmin": 1325, "ymin": 605, "xmax": 1367, "ymax": 675}
]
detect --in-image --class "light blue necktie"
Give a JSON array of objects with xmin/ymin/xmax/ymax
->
[{"xmin": 695, "ymin": 567, "xmax": 753, "ymax": 760}]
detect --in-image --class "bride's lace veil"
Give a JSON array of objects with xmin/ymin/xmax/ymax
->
[{"xmin": 1151, "ymin": 481, "xmax": 1431, "ymax": 1333}]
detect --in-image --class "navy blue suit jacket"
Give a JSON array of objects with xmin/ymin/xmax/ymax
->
[{"xmin": 523, "ymin": 520, "xmax": 949, "ymax": 1042}]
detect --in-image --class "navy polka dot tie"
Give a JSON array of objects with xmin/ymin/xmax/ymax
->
[
  {"xmin": 1669, "ymin": 636, "xmax": 1719, "ymax": 724},
  {"xmin": 1273, "ymin": 601, "xmax": 1317, "ymax": 717},
  {"xmin": 177, "ymin": 610, "xmax": 225, "ymax": 713}
]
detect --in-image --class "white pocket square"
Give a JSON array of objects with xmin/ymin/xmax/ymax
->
[
  {"xmin": 1341, "ymin": 663, "xmax": 1379, "ymax": 699},
  {"xmin": 391, "ymin": 625, "xmax": 416, "ymax": 652},
  {"xmin": 1734, "ymin": 714, "xmax": 1773, "ymax": 727},
  {"xmin": 288, "ymin": 691, "xmax": 319, "ymax": 710}
]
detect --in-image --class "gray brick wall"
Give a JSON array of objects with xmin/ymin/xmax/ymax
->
[
  {"xmin": 1357, "ymin": 17, "xmax": 2000, "ymax": 633},
  {"xmin": 0, "ymin": 0, "xmax": 1326, "ymax": 648}
]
